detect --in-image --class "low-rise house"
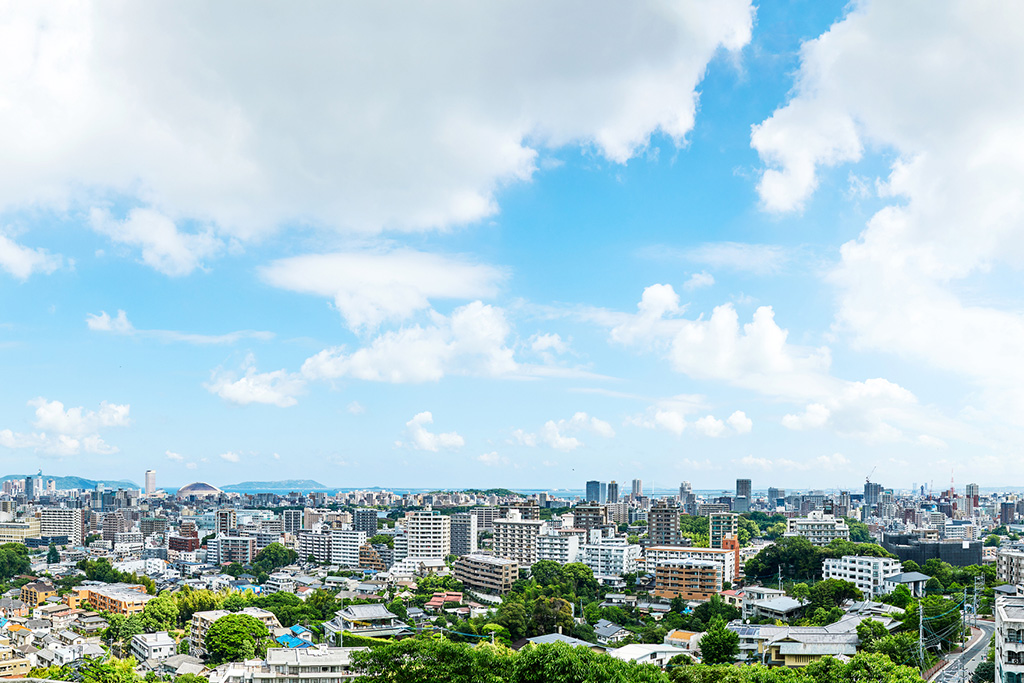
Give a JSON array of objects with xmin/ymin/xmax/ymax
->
[
  {"xmin": 20, "ymin": 580, "xmax": 56, "ymax": 607},
  {"xmin": 746, "ymin": 596, "xmax": 805, "ymax": 622},
  {"xmin": 664, "ymin": 630, "xmax": 699, "ymax": 651},
  {"xmin": 424, "ymin": 592, "xmax": 463, "ymax": 611},
  {"xmin": 132, "ymin": 631, "xmax": 176, "ymax": 661},
  {"xmin": 322, "ymin": 604, "xmax": 411, "ymax": 643},
  {"xmin": 609, "ymin": 643, "xmax": 686, "ymax": 667},
  {"xmin": 594, "ymin": 619, "xmax": 630, "ymax": 645},
  {"xmin": 514, "ymin": 633, "xmax": 606, "ymax": 653},
  {"xmin": 881, "ymin": 571, "xmax": 930, "ymax": 598},
  {"xmin": 0, "ymin": 638, "xmax": 32, "ymax": 677},
  {"xmin": 0, "ymin": 599, "xmax": 27, "ymax": 618}
]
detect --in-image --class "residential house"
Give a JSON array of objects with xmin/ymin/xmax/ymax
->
[{"xmin": 594, "ymin": 619, "xmax": 630, "ymax": 645}]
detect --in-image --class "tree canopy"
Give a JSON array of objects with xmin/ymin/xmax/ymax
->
[{"xmin": 204, "ymin": 613, "xmax": 272, "ymax": 664}]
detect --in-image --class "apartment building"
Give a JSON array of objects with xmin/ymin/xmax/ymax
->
[
  {"xmin": 359, "ymin": 544, "xmax": 387, "ymax": 571},
  {"xmin": 298, "ymin": 531, "xmax": 334, "ymax": 564},
  {"xmin": 264, "ymin": 645, "xmax": 363, "ymax": 682},
  {"xmin": 191, "ymin": 608, "xmax": 281, "ymax": 658},
  {"xmin": 493, "ymin": 512, "xmax": 545, "ymax": 565},
  {"xmin": 330, "ymin": 531, "xmax": 367, "ymax": 568},
  {"xmin": 68, "ymin": 583, "xmax": 153, "ymax": 615},
  {"xmin": 353, "ymin": 509, "xmax": 378, "ymax": 536},
  {"xmin": 821, "ymin": 555, "xmax": 902, "ymax": 598},
  {"xmin": 785, "ymin": 511, "xmax": 850, "ymax": 546},
  {"xmin": 536, "ymin": 532, "xmax": 580, "ymax": 565},
  {"xmin": 131, "ymin": 631, "xmax": 175, "ymax": 661},
  {"xmin": 41, "ymin": 508, "xmax": 84, "ymax": 545},
  {"xmin": 996, "ymin": 595, "xmax": 1024, "ymax": 683},
  {"xmin": 0, "ymin": 518, "xmax": 40, "ymax": 545},
  {"xmin": 709, "ymin": 512, "xmax": 739, "ymax": 549},
  {"xmin": 471, "ymin": 506, "xmax": 499, "ymax": 530},
  {"xmin": 579, "ymin": 538, "xmax": 641, "ymax": 578},
  {"xmin": 450, "ymin": 512, "xmax": 478, "ymax": 556},
  {"xmin": 0, "ymin": 640, "xmax": 30, "ymax": 678},
  {"xmin": 21, "ymin": 580, "xmax": 56, "ymax": 607},
  {"xmin": 645, "ymin": 546, "xmax": 737, "ymax": 585},
  {"xmin": 573, "ymin": 504, "xmax": 609, "ymax": 531},
  {"xmin": 999, "ymin": 549, "xmax": 1024, "ymax": 587},
  {"xmin": 208, "ymin": 536, "xmax": 256, "ymax": 565},
  {"xmin": 454, "ymin": 554, "xmax": 519, "ymax": 594},
  {"xmin": 282, "ymin": 509, "xmax": 303, "ymax": 534},
  {"xmin": 653, "ymin": 559, "xmax": 722, "ymax": 601},
  {"xmin": 404, "ymin": 509, "xmax": 451, "ymax": 559},
  {"xmin": 648, "ymin": 502, "xmax": 682, "ymax": 546}
]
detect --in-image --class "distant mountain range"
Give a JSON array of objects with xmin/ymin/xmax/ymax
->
[
  {"xmin": 220, "ymin": 479, "xmax": 330, "ymax": 492},
  {"xmin": 0, "ymin": 474, "xmax": 139, "ymax": 490}
]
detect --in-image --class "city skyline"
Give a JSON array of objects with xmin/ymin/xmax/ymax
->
[{"xmin": 3, "ymin": 2, "xmax": 1024, "ymax": 489}]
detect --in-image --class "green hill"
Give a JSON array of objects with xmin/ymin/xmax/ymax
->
[{"xmin": 0, "ymin": 474, "xmax": 139, "ymax": 490}]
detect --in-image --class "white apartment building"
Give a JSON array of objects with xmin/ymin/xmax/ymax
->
[
  {"xmin": 298, "ymin": 531, "xmax": 333, "ymax": 564},
  {"xmin": 264, "ymin": 573, "xmax": 296, "ymax": 595},
  {"xmin": 282, "ymin": 509, "xmax": 303, "ymax": 534},
  {"xmin": 493, "ymin": 511, "xmax": 546, "ymax": 565},
  {"xmin": 821, "ymin": 555, "xmax": 902, "ymax": 598},
  {"xmin": 259, "ymin": 645, "xmax": 363, "ymax": 682},
  {"xmin": 996, "ymin": 595, "xmax": 1024, "ymax": 683},
  {"xmin": 644, "ymin": 546, "xmax": 737, "ymax": 585},
  {"xmin": 40, "ymin": 508, "xmax": 83, "ymax": 545},
  {"xmin": 536, "ymin": 532, "xmax": 580, "ymax": 565},
  {"xmin": 785, "ymin": 511, "xmax": 850, "ymax": 546},
  {"xmin": 330, "ymin": 531, "xmax": 367, "ymax": 568},
  {"xmin": 403, "ymin": 509, "xmax": 450, "ymax": 559},
  {"xmin": 579, "ymin": 538, "xmax": 641, "ymax": 577},
  {"xmin": 998, "ymin": 549, "xmax": 1024, "ymax": 587},
  {"xmin": 131, "ymin": 631, "xmax": 175, "ymax": 661}
]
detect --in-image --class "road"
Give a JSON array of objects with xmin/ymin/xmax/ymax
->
[{"xmin": 930, "ymin": 619, "xmax": 995, "ymax": 683}]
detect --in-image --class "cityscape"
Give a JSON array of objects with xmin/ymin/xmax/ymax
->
[{"xmin": 2, "ymin": 1, "xmax": 1022, "ymax": 683}]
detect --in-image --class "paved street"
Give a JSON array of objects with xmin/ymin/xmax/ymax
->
[{"xmin": 931, "ymin": 620, "xmax": 995, "ymax": 683}]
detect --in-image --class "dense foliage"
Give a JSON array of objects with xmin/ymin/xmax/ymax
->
[
  {"xmin": 204, "ymin": 613, "xmax": 272, "ymax": 664},
  {"xmin": 744, "ymin": 537, "xmax": 896, "ymax": 582}
]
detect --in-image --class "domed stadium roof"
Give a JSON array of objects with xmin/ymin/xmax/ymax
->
[{"xmin": 176, "ymin": 481, "xmax": 222, "ymax": 497}]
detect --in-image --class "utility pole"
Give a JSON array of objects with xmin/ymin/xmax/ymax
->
[
  {"xmin": 919, "ymin": 601, "xmax": 925, "ymax": 669},
  {"xmin": 973, "ymin": 575, "xmax": 983, "ymax": 627},
  {"xmin": 777, "ymin": 565, "xmax": 782, "ymax": 592}
]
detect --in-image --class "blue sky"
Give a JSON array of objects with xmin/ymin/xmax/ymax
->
[{"xmin": 2, "ymin": 1, "xmax": 1021, "ymax": 491}]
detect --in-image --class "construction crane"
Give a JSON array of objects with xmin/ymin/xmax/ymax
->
[{"xmin": 865, "ymin": 466, "xmax": 876, "ymax": 484}]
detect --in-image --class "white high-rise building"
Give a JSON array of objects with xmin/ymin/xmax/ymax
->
[
  {"xmin": 145, "ymin": 470, "xmax": 156, "ymax": 496},
  {"xmin": 536, "ymin": 532, "xmax": 580, "ymax": 565},
  {"xmin": 631, "ymin": 479, "xmax": 643, "ymax": 499},
  {"xmin": 41, "ymin": 508, "xmax": 84, "ymax": 545},
  {"xmin": 330, "ymin": 530, "xmax": 367, "ymax": 568},
  {"xmin": 579, "ymin": 538, "xmax": 641, "ymax": 577},
  {"xmin": 404, "ymin": 509, "xmax": 450, "ymax": 559},
  {"xmin": 785, "ymin": 511, "xmax": 851, "ymax": 546},
  {"xmin": 493, "ymin": 511, "xmax": 545, "ymax": 565},
  {"xmin": 821, "ymin": 555, "xmax": 902, "ymax": 598}
]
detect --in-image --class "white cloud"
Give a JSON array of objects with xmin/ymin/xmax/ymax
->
[
  {"xmin": 185, "ymin": 462, "xmax": 197, "ymax": 470},
  {"xmin": 347, "ymin": 401, "xmax": 365, "ymax": 415},
  {"xmin": 89, "ymin": 208, "xmax": 222, "ymax": 276},
  {"xmin": 515, "ymin": 412, "xmax": 615, "ymax": 452},
  {"xmin": 740, "ymin": 452, "xmax": 850, "ymax": 472},
  {"xmin": 626, "ymin": 394, "xmax": 705, "ymax": 437},
  {"xmin": 402, "ymin": 412, "xmax": 464, "ymax": 452},
  {"xmin": 640, "ymin": 242, "xmax": 790, "ymax": 274},
  {"xmin": 165, "ymin": 450, "xmax": 184, "ymax": 462},
  {"xmin": 694, "ymin": 415, "xmax": 725, "ymax": 437},
  {"xmin": 0, "ymin": 233, "xmax": 63, "ymax": 279},
  {"xmin": 530, "ymin": 333, "xmax": 568, "ymax": 355},
  {"xmin": 206, "ymin": 354, "xmax": 305, "ymax": 407},
  {"xmin": 0, "ymin": 397, "xmax": 129, "ymax": 456},
  {"xmin": 220, "ymin": 451, "xmax": 241, "ymax": 463},
  {"xmin": 260, "ymin": 250, "xmax": 505, "ymax": 331},
  {"xmin": 477, "ymin": 451, "xmax": 509, "ymax": 467},
  {"xmin": 301, "ymin": 301, "xmax": 516, "ymax": 383},
  {"xmin": 727, "ymin": 410, "xmax": 753, "ymax": 434},
  {"xmin": 0, "ymin": 3, "xmax": 753, "ymax": 240},
  {"xmin": 87, "ymin": 309, "xmax": 272, "ymax": 344},
  {"xmin": 751, "ymin": 2, "xmax": 1024, "ymax": 443},
  {"xmin": 682, "ymin": 271, "xmax": 714, "ymax": 291}
]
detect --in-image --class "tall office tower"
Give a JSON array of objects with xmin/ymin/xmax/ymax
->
[
  {"xmin": 679, "ymin": 481, "xmax": 692, "ymax": 499},
  {"xmin": 23, "ymin": 477, "xmax": 33, "ymax": 500},
  {"xmin": 450, "ymin": 512, "xmax": 478, "ymax": 556},
  {"xmin": 607, "ymin": 481, "xmax": 619, "ymax": 504},
  {"xmin": 353, "ymin": 508, "xmax": 379, "ymax": 536},
  {"xmin": 966, "ymin": 483, "xmax": 980, "ymax": 507},
  {"xmin": 1001, "ymin": 502, "xmax": 1016, "ymax": 525},
  {"xmin": 46, "ymin": 479, "xmax": 56, "ymax": 494},
  {"xmin": 538, "ymin": 492, "xmax": 548, "ymax": 508},
  {"xmin": 599, "ymin": 482, "xmax": 608, "ymax": 504},
  {"xmin": 632, "ymin": 479, "xmax": 643, "ymax": 499},
  {"xmin": 585, "ymin": 480, "xmax": 601, "ymax": 503},
  {"xmin": 767, "ymin": 487, "xmax": 784, "ymax": 506},
  {"xmin": 215, "ymin": 509, "xmax": 237, "ymax": 535},
  {"xmin": 864, "ymin": 482, "xmax": 884, "ymax": 514},
  {"xmin": 281, "ymin": 509, "xmax": 303, "ymax": 533},
  {"xmin": 404, "ymin": 509, "xmax": 451, "ymax": 559},
  {"xmin": 145, "ymin": 470, "xmax": 156, "ymax": 496},
  {"xmin": 648, "ymin": 500, "xmax": 682, "ymax": 546},
  {"xmin": 736, "ymin": 479, "xmax": 752, "ymax": 502}
]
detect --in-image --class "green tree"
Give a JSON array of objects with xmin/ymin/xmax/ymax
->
[
  {"xmin": 141, "ymin": 593, "xmax": 179, "ymax": 631},
  {"xmin": 513, "ymin": 641, "xmax": 667, "ymax": 683},
  {"xmin": 973, "ymin": 661, "xmax": 995, "ymax": 682},
  {"xmin": 0, "ymin": 543, "xmax": 31, "ymax": 580},
  {"xmin": 46, "ymin": 543, "xmax": 59, "ymax": 564},
  {"xmin": 204, "ymin": 613, "xmax": 272, "ymax": 664},
  {"xmin": 253, "ymin": 542, "xmax": 298, "ymax": 574},
  {"xmin": 808, "ymin": 579, "xmax": 861, "ymax": 611},
  {"xmin": 789, "ymin": 582, "xmax": 810, "ymax": 603},
  {"xmin": 697, "ymin": 615, "xmax": 738, "ymax": 665},
  {"xmin": 351, "ymin": 638, "xmax": 512, "ymax": 683},
  {"xmin": 984, "ymin": 534, "xmax": 1001, "ymax": 547}
]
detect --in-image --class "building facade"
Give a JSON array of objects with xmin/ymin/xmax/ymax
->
[
  {"xmin": 454, "ymin": 554, "xmax": 519, "ymax": 594},
  {"xmin": 786, "ymin": 512, "xmax": 850, "ymax": 546},
  {"xmin": 821, "ymin": 555, "xmax": 902, "ymax": 598}
]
